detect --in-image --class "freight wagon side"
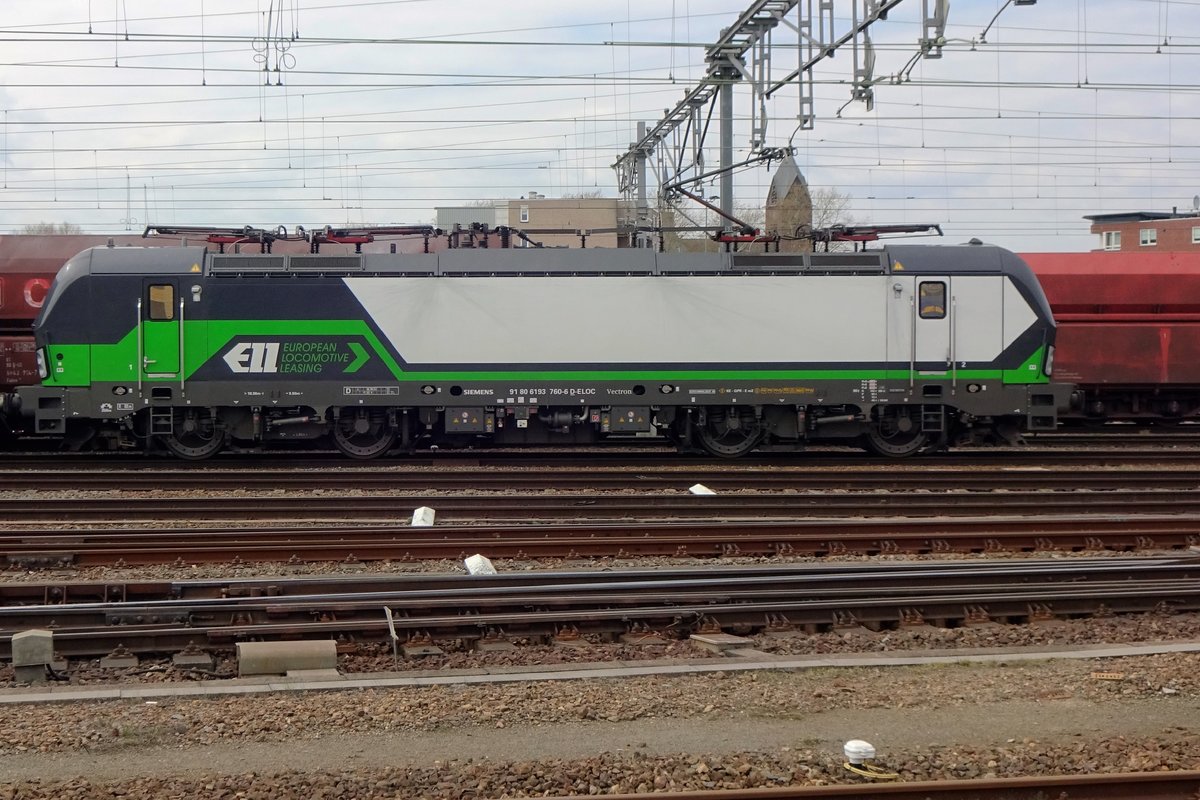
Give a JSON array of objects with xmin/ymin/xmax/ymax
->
[
  {"xmin": 0, "ymin": 249, "xmax": 60, "ymax": 435},
  {"xmin": 1023, "ymin": 251, "xmax": 1200, "ymax": 423}
]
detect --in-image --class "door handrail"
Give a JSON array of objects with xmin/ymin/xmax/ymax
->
[
  {"xmin": 136, "ymin": 297, "xmax": 143, "ymax": 393},
  {"xmin": 950, "ymin": 294, "xmax": 958, "ymax": 393},
  {"xmin": 908, "ymin": 294, "xmax": 916, "ymax": 390},
  {"xmin": 178, "ymin": 295, "xmax": 185, "ymax": 394}
]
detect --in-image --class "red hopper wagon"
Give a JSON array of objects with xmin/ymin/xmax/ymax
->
[{"xmin": 1023, "ymin": 250, "xmax": 1200, "ymax": 423}]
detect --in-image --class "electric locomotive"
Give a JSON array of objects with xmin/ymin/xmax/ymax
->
[{"xmin": 6, "ymin": 242, "xmax": 1067, "ymax": 458}]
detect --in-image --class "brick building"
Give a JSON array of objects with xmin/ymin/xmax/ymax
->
[
  {"xmin": 1085, "ymin": 210, "xmax": 1200, "ymax": 252},
  {"xmin": 503, "ymin": 196, "xmax": 621, "ymax": 248},
  {"xmin": 435, "ymin": 196, "xmax": 623, "ymax": 248}
]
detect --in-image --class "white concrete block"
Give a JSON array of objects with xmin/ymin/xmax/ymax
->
[
  {"xmin": 411, "ymin": 506, "xmax": 436, "ymax": 527},
  {"xmin": 11, "ymin": 629, "xmax": 54, "ymax": 668},
  {"xmin": 464, "ymin": 554, "xmax": 497, "ymax": 575},
  {"xmin": 689, "ymin": 483, "xmax": 717, "ymax": 495},
  {"xmin": 236, "ymin": 640, "xmax": 338, "ymax": 677}
]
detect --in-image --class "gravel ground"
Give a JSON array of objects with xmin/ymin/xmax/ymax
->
[
  {"xmin": 1, "ymin": 653, "xmax": 1195, "ymax": 756},
  {"xmin": 0, "ymin": 655, "xmax": 1197, "ymax": 798},
  {"xmin": 3, "ymin": 464, "xmax": 1199, "ymax": 794},
  {"xmin": 3, "ymin": 731, "xmax": 1199, "ymax": 799}
]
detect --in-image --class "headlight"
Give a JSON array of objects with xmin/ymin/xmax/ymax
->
[
  {"xmin": 1044, "ymin": 345, "xmax": 1054, "ymax": 377},
  {"xmin": 35, "ymin": 349, "xmax": 48, "ymax": 379}
]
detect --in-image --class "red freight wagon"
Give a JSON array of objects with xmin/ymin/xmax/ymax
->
[
  {"xmin": 1023, "ymin": 251, "xmax": 1200, "ymax": 421},
  {"xmin": 0, "ymin": 272, "xmax": 54, "ymax": 328}
]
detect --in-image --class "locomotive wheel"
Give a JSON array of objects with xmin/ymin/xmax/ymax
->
[
  {"xmin": 162, "ymin": 409, "xmax": 227, "ymax": 460},
  {"xmin": 696, "ymin": 409, "xmax": 764, "ymax": 458},
  {"xmin": 332, "ymin": 408, "xmax": 395, "ymax": 459},
  {"xmin": 863, "ymin": 406, "xmax": 928, "ymax": 457}
]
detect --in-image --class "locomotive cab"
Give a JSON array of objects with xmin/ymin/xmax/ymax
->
[{"xmin": 20, "ymin": 246, "xmax": 208, "ymax": 444}]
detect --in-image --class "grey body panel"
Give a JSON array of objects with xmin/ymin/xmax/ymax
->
[
  {"xmin": 347, "ymin": 275, "xmax": 893, "ymax": 366},
  {"xmin": 346, "ymin": 273, "xmax": 1034, "ymax": 368}
]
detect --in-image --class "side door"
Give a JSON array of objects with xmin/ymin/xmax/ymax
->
[
  {"xmin": 887, "ymin": 276, "xmax": 952, "ymax": 375},
  {"xmin": 141, "ymin": 280, "xmax": 181, "ymax": 378},
  {"xmin": 914, "ymin": 277, "xmax": 951, "ymax": 373}
]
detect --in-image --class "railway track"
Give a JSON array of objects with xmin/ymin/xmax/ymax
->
[
  {"xmin": 5, "ymin": 440, "xmax": 1200, "ymax": 470},
  {"xmin": 2, "ymin": 557, "xmax": 1176, "ymax": 604},
  {"xmin": 2, "ymin": 557, "xmax": 1196, "ymax": 657},
  {"xmin": 5, "ymin": 489, "xmax": 1200, "ymax": 525},
  {"xmin": 5, "ymin": 515, "xmax": 1199, "ymax": 568},
  {"xmin": 2, "ymin": 464, "xmax": 1200, "ymax": 494},
  {"xmin": 560, "ymin": 771, "xmax": 1200, "ymax": 800}
]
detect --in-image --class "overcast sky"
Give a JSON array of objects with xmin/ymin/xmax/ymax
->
[{"xmin": 0, "ymin": 0, "xmax": 1197, "ymax": 251}]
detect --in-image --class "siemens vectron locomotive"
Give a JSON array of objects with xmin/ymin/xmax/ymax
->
[{"xmin": 6, "ymin": 243, "xmax": 1065, "ymax": 458}]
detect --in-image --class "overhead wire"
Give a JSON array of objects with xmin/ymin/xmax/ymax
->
[{"xmin": 1, "ymin": 1, "xmax": 1196, "ymax": 244}]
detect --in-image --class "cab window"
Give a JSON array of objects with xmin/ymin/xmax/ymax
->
[
  {"xmin": 148, "ymin": 284, "xmax": 175, "ymax": 321},
  {"xmin": 919, "ymin": 281, "xmax": 946, "ymax": 319}
]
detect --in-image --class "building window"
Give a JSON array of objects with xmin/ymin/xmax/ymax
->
[
  {"xmin": 1139, "ymin": 228, "xmax": 1157, "ymax": 247},
  {"xmin": 1102, "ymin": 231, "xmax": 1121, "ymax": 251},
  {"xmin": 918, "ymin": 282, "xmax": 946, "ymax": 319},
  {"xmin": 1192, "ymin": 226, "xmax": 1200, "ymax": 245},
  {"xmin": 519, "ymin": 205, "xmax": 529, "ymax": 223}
]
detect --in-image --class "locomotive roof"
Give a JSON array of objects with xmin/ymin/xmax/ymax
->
[
  {"xmin": 199, "ymin": 243, "xmax": 1030, "ymax": 277},
  {"xmin": 62, "ymin": 245, "xmax": 208, "ymax": 275},
  {"xmin": 886, "ymin": 243, "xmax": 1027, "ymax": 274},
  {"xmin": 56, "ymin": 242, "xmax": 1031, "ymax": 278}
]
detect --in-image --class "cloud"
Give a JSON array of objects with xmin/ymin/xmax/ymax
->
[{"xmin": 0, "ymin": 0, "xmax": 1195, "ymax": 251}]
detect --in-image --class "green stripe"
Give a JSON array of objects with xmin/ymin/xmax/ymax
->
[{"xmin": 49, "ymin": 321, "xmax": 1050, "ymax": 387}]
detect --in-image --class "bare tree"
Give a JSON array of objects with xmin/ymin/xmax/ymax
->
[
  {"xmin": 810, "ymin": 187, "xmax": 854, "ymax": 230},
  {"xmin": 659, "ymin": 186, "xmax": 856, "ymax": 253},
  {"xmin": 684, "ymin": 191, "xmax": 850, "ymax": 233},
  {"xmin": 21, "ymin": 221, "xmax": 84, "ymax": 234},
  {"xmin": 561, "ymin": 189, "xmax": 606, "ymax": 199}
]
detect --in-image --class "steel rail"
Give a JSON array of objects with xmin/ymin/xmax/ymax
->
[
  {"xmin": 5, "ymin": 559, "xmax": 1194, "ymax": 615},
  {"xmin": 554, "ymin": 771, "xmax": 1200, "ymax": 800},
  {"xmin": 3, "ymin": 465, "xmax": 1200, "ymax": 493},
  {"xmin": 5, "ymin": 515, "xmax": 1200, "ymax": 568},
  {"xmin": 7, "ymin": 490, "xmax": 1200, "ymax": 525},
  {"xmin": 4, "ymin": 448, "xmax": 1200, "ymax": 472},
  {"xmin": 6, "ymin": 556, "xmax": 1190, "ymax": 605},
  {"xmin": 4, "ymin": 578, "xmax": 1195, "ymax": 632}
]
